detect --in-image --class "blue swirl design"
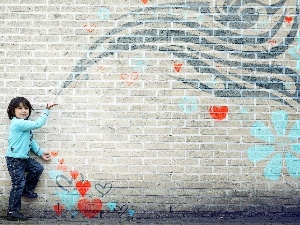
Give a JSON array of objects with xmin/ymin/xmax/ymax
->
[{"xmin": 57, "ymin": 0, "xmax": 299, "ymax": 108}]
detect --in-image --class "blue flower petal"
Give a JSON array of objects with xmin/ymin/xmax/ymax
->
[
  {"xmin": 288, "ymin": 120, "xmax": 300, "ymax": 141},
  {"xmin": 263, "ymin": 153, "xmax": 282, "ymax": 180},
  {"xmin": 291, "ymin": 143, "xmax": 300, "ymax": 154},
  {"xmin": 271, "ymin": 110, "xmax": 288, "ymax": 136},
  {"xmin": 247, "ymin": 145, "xmax": 275, "ymax": 162},
  {"xmin": 250, "ymin": 121, "xmax": 275, "ymax": 143},
  {"xmin": 285, "ymin": 152, "xmax": 300, "ymax": 178}
]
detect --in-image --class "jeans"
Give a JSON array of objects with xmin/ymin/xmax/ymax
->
[{"xmin": 6, "ymin": 157, "xmax": 44, "ymax": 212}]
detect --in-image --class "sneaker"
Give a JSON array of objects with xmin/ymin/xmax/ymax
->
[
  {"xmin": 5, "ymin": 211, "xmax": 29, "ymax": 221},
  {"xmin": 22, "ymin": 191, "xmax": 38, "ymax": 198}
]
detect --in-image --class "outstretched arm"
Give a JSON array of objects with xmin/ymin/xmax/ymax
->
[{"xmin": 40, "ymin": 102, "xmax": 57, "ymax": 161}]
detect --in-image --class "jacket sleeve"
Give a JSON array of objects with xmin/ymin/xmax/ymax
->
[
  {"xmin": 17, "ymin": 109, "xmax": 50, "ymax": 132},
  {"xmin": 30, "ymin": 138, "xmax": 44, "ymax": 156}
]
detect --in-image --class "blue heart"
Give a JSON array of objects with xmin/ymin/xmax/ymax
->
[
  {"xmin": 57, "ymin": 189, "xmax": 80, "ymax": 210},
  {"xmin": 97, "ymin": 7, "xmax": 111, "ymax": 20},
  {"xmin": 107, "ymin": 202, "xmax": 116, "ymax": 211},
  {"xmin": 128, "ymin": 209, "xmax": 135, "ymax": 217},
  {"xmin": 71, "ymin": 211, "xmax": 78, "ymax": 218},
  {"xmin": 48, "ymin": 170, "xmax": 62, "ymax": 180}
]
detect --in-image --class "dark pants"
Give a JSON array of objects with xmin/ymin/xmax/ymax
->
[{"xmin": 6, "ymin": 157, "xmax": 44, "ymax": 212}]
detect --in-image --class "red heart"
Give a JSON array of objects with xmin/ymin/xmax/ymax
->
[
  {"xmin": 209, "ymin": 106, "xmax": 228, "ymax": 121},
  {"xmin": 70, "ymin": 170, "xmax": 79, "ymax": 180},
  {"xmin": 76, "ymin": 180, "xmax": 91, "ymax": 197},
  {"xmin": 268, "ymin": 40, "xmax": 276, "ymax": 46},
  {"xmin": 120, "ymin": 72, "xmax": 139, "ymax": 86},
  {"xmin": 285, "ymin": 16, "xmax": 293, "ymax": 24},
  {"xmin": 57, "ymin": 164, "xmax": 67, "ymax": 172},
  {"xmin": 98, "ymin": 66, "xmax": 105, "ymax": 71},
  {"xmin": 84, "ymin": 24, "xmax": 96, "ymax": 33},
  {"xmin": 78, "ymin": 198, "xmax": 102, "ymax": 218},
  {"xmin": 50, "ymin": 151, "xmax": 58, "ymax": 157},
  {"xmin": 174, "ymin": 63, "xmax": 182, "ymax": 72},
  {"xmin": 53, "ymin": 204, "xmax": 64, "ymax": 216},
  {"xmin": 141, "ymin": 0, "xmax": 148, "ymax": 4}
]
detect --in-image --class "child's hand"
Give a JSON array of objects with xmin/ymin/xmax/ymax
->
[
  {"xmin": 46, "ymin": 102, "xmax": 58, "ymax": 110},
  {"xmin": 42, "ymin": 151, "xmax": 52, "ymax": 161}
]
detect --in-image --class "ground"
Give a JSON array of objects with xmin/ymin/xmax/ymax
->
[{"xmin": 1, "ymin": 215, "xmax": 300, "ymax": 225}]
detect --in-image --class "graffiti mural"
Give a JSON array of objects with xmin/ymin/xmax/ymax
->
[
  {"xmin": 48, "ymin": 151, "xmax": 134, "ymax": 219},
  {"xmin": 45, "ymin": 0, "xmax": 300, "ymax": 217},
  {"xmin": 54, "ymin": 1, "xmax": 299, "ymax": 108}
]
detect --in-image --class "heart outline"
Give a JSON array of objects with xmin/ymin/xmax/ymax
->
[
  {"xmin": 120, "ymin": 72, "xmax": 139, "ymax": 86},
  {"xmin": 84, "ymin": 24, "xmax": 96, "ymax": 33},
  {"xmin": 114, "ymin": 204, "xmax": 128, "ymax": 218},
  {"xmin": 95, "ymin": 182, "xmax": 112, "ymax": 197},
  {"xmin": 56, "ymin": 175, "xmax": 74, "ymax": 192}
]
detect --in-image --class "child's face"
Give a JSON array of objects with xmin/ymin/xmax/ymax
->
[{"xmin": 14, "ymin": 103, "xmax": 30, "ymax": 119}]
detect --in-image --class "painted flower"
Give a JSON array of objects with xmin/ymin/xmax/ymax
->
[
  {"xmin": 247, "ymin": 110, "xmax": 300, "ymax": 180},
  {"xmin": 178, "ymin": 96, "xmax": 198, "ymax": 114}
]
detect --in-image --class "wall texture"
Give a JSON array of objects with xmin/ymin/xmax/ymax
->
[{"xmin": 1, "ymin": 0, "xmax": 300, "ymax": 219}]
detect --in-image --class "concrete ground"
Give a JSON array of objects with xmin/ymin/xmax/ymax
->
[{"xmin": 1, "ymin": 215, "xmax": 300, "ymax": 225}]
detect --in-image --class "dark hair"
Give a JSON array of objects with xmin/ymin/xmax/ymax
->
[{"xmin": 7, "ymin": 97, "xmax": 33, "ymax": 120}]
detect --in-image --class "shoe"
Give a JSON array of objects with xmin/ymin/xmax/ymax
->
[
  {"xmin": 5, "ymin": 211, "xmax": 28, "ymax": 221},
  {"xmin": 22, "ymin": 191, "xmax": 38, "ymax": 198}
]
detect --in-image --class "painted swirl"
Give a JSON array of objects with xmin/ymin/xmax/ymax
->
[{"xmin": 58, "ymin": 0, "xmax": 300, "ymax": 108}]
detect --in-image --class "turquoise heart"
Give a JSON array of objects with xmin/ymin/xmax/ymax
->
[
  {"xmin": 57, "ymin": 189, "xmax": 80, "ymax": 210},
  {"xmin": 71, "ymin": 211, "xmax": 78, "ymax": 218},
  {"xmin": 48, "ymin": 170, "xmax": 62, "ymax": 180},
  {"xmin": 97, "ymin": 7, "xmax": 111, "ymax": 20},
  {"xmin": 107, "ymin": 202, "xmax": 116, "ymax": 211},
  {"xmin": 128, "ymin": 209, "xmax": 135, "ymax": 217}
]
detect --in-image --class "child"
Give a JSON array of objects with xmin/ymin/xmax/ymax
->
[{"xmin": 5, "ymin": 97, "xmax": 57, "ymax": 221}]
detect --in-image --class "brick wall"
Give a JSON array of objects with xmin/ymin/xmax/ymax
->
[{"xmin": 1, "ymin": 0, "xmax": 300, "ymax": 219}]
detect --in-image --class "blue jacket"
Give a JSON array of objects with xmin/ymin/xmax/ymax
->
[{"xmin": 6, "ymin": 109, "xmax": 50, "ymax": 159}]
